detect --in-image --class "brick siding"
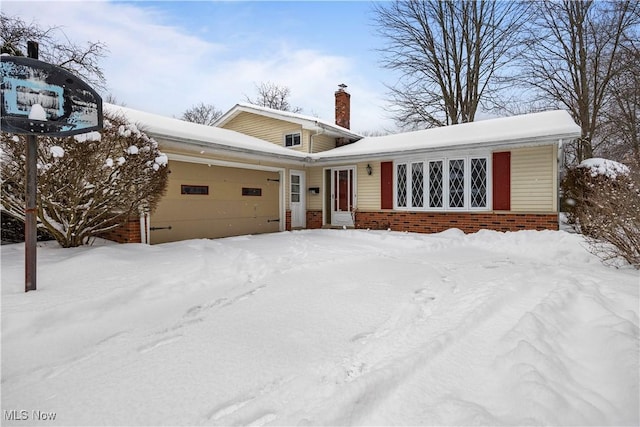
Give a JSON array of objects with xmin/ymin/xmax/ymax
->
[
  {"xmin": 306, "ymin": 210, "xmax": 323, "ymax": 229},
  {"xmin": 355, "ymin": 211, "xmax": 558, "ymax": 233},
  {"xmin": 100, "ymin": 217, "xmax": 141, "ymax": 243},
  {"xmin": 285, "ymin": 210, "xmax": 292, "ymax": 231}
]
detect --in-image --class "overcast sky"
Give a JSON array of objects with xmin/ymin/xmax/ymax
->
[{"xmin": 3, "ymin": 1, "xmax": 399, "ymax": 133}]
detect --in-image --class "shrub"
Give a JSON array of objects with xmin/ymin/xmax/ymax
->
[
  {"xmin": 562, "ymin": 158, "xmax": 639, "ymax": 268},
  {"xmin": 1, "ymin": 111, "xmax": 169, "ymax": 247}
]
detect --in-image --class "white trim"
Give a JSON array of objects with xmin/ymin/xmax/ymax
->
[
  {"xmin": 167, "ymin": 153, "xmax": 284, "ymax": 173},
  {"xmin": 139, "ymin": 212, "xmax": 148, "ymax": 245},
  {"xmin": 329, "ymin": 166, "xmax": 357, "ymax": 227},
  {"xmin": 289, "ymin": 169, "xmax": 306, "ymax": 228}
]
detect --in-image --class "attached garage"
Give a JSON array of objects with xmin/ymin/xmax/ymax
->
[{"xmin": 150, "ymin": 160, "xmax": 282, "ymax": 244}]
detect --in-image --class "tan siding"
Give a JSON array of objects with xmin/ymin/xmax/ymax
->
[
  {"xmin": 306, "ymin": 167, "xmax": 324, "ymax": 210},
  {"xmin": 356, "ymin": 161, "xmax": 381, "ymax": 211},
  {"xmin": 312, "ymin": 134, "xmax": 336, "ymax": 153},
  {"xmin": 222, "ymin": 112, "xmax": 308, "ymax": 153},
  {"xmin": 511, "ymin": 145, "xmax": 557, "ymax": 212}
]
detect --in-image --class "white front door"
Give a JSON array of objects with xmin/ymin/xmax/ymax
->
[
  {"xmin": 331, "ymin": 167, "xmax": 356, "ymax": 227},
  {"xmin": 290, "ymin": 170, "xmax": 306, "ymax": 228}
]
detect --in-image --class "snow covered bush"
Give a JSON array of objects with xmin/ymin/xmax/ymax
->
[
  {"xmin": 1, "ymin": 112, "xmax": 169, "ymax": 248},
  {"xmin": 562, "ymin": 158, "xmax": 639, "ymax": 268}
]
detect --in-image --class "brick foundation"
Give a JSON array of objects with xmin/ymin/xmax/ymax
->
[
  {"xmin": 306, "ymin": 210, "xmax": 323, "ymax": 229},
  {"xmin": 355, "ymin": 211, "xmax": 559, "ymax": 234},
  {"xmin": 100, "ymin": 217, "xmax": 141, "ymax": 244},
  {"xmin": 285, "ymin": 210, "xmax": 292, "ymax": 231}
]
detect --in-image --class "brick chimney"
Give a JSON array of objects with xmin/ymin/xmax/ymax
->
[{"xmin": 335, "ymin": 83, "xmax": 350, "ymax": 130}]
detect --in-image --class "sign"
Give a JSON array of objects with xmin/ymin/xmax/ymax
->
[{"xmin": 0, "ymin": 55, "xmax": 102, "ymax": 137}]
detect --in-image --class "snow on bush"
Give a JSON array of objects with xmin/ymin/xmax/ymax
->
[
  {"xmin": 578, "ymin": 157, "xmax": 630, "ymax": 179},
  {"xmin": 562, "ymin": 158, "xmax": 639, "ymax": 268},
  {"xmin": 73, "ymin": 131, "xmax": 102, "ymax": 143},
  {"xmin": 50, "ymin": 146, "xmax": 64, "ymax": 158},
  {"xmin": 0, "ymin": 111, "xmax": 169, "ymax": 247}
]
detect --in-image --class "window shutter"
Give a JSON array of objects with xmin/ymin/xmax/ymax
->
[
  {"xmin": 381, "ymin": 161, "xmax": 393, "ymax": 209},
  {"xmin": 492, "ymin": 152, "xmax": 511, "ymax": 210}
]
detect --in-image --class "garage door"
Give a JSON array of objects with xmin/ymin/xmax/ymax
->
[{"xmin": 150, "ymin": 161, "xmax": 281, "ymax": 244}]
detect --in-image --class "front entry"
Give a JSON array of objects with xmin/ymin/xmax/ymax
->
[
  {"xmin": 290, "ymin": 170, "xmax": 306, "ymax": 228},
  {"xmin": 330, "ymin": 167, "xmax": 356, "ymax": 227}
]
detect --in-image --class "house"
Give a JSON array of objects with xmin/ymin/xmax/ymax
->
[{"xmin": 105, "ymin": 86, "xmax": 581, "ymax": 244}]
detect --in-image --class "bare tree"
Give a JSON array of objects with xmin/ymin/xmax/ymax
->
[
  {"xmin": 519, "ymin": 0, "xmax": 640, "ymax": 164},
  {"xmin": 373, "ymin": 0, "xmax": 529, "ymax": 130},
  {"xmin": 181, "ymin": 102, "xmax": 223, "ymax": 126},
  {"xmin": 599, "ymin": 45, "xmax": 640, "ymax": 164},
  {"xmin": 0, "ymin": 12, "xmax": 108, "ymax": 91},
  {"xmin": 244, "ymin": 81, "xmax": 302, "ymax": 113},
  {"xmin": 1, "ymin": 112, "xmax": 169, "ymax": 247}
]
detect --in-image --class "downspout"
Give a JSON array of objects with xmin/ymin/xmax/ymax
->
[
  {"xmin": 557, "ymin": 139, "xmax": 564, "ymax": 230},
  {"xmin": 309, "ymin": 121, "xmax": 325, "ymax": 154},
  {"xmin": 139, "ymin": 211, "xmax": 150, "ymax": 244}
]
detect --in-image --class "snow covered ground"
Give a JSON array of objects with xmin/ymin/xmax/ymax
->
[{"xmin": 1, "ymin": 229, "xmax": 638, "ymax": 426}]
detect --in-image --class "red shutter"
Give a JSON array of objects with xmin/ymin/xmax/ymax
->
[
  {"xmin": 493, "ymin": 152, "xmax": 511, "ymax": 211},
  {"xmin": 381, "ymin": 161, "xmax": 393, "ymax": 209}
]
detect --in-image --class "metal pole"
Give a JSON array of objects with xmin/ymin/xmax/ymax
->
[
  {"xmin": 25, "ymin": 41, "xmax": 39, "ymax": 292},
  {"xmin": 25, "ymin": 135, "xmax": 37, "ymax": 292}
]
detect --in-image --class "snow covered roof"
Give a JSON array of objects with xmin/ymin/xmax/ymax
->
[
  {"xmin": 315, "ymin": 110, "xmax": 582, "ymax": 161},
  {"xmin": 214, "ymin": 103, "xmax": 363, "ymax": 141},
  {"xmin": 105, "ymin": 104, "xmax": 580, "ymax": 165},
  {"xmin": 104, "ymin": 103, "xmax": 308, "ymax": 162}
]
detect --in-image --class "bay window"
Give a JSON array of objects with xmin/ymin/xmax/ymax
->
[{"xmin": 395, "ymin": 155, "xmax": 489, "ymax": 211}]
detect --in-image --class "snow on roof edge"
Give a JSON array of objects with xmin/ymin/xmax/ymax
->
[
  {"xmin": 104, "ymin": 104, "xmax": 580, "ymax": 163},
  {"xmin": 216, "ymin": 103, "xmax": 363, "ymax": 139},
  {"xmin": 104, "ymin": 103, "xmax": 308, "ymax": 160},
  {"xmin": 314, "ymin": 110, "xmax": 582, "ymax": 159}
]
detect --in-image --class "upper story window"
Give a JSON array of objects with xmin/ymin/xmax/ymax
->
[
  {"xmin": 395, "ymin": 155, "xmax": 490, "ymax": 211},
  {"xmin": 284, "ymin": 132, "xmax": 301, "ymax": 148}
]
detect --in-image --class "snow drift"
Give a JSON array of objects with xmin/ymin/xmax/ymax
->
[{"xmin": 1, "ymin": 229, "xmax": 638, "ymax": 426}]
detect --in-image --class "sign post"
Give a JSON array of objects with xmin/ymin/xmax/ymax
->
[
  {"xmin": 25, "ymin": 41, "xmax": 39, "ymax": 292},
  {"xmin": 0, "ymin": 43, "xmax": 103, "ymax": 292}
]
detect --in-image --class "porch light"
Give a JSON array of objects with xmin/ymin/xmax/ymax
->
[{"xmin": 366, "ymin": 164, "xmax": 373, "ymax": 175}]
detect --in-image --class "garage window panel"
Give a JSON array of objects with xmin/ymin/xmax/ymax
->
[{"xmin": 181, "ymin": 185, "xmax": 209, "ymax": 195}]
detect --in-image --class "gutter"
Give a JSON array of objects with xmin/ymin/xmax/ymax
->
[
  {"xmin": 309, "ymin": 132, "xmax": 582, "ymax": 165},
  {"xmin": 150, "ymin": 133, "xmax": 307, "ymax": 165},
  {"xmin": 149, "ymin": 128, "xmax": 580, "ymax": 169}
]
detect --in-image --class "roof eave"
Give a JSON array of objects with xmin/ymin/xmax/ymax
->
[
  {"xmin": 149, "ymin": 133, "xmax": 308, "ymax": 165},
  {"xmin": 215, "ymin": 104, "xmax": 362, "ymax": 141},
  {"xmin": 310, "ymin": 131, "xmax": 581, "ymax": 165}
]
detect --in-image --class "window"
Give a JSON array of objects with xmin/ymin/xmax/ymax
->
[
  {"xmin": 395, "ymin": 155, "xmax": 489, "ymax": 211},
  {"xmin": 428, "ymin": 160, "xmax": 444, "ymax": 208},
  {"xmin": 470, "ymin": 158, "xmax": 487, "ymax": 208},
  {"xmin": 284, "ymin": 133, "xmax": 301, "ymax": 147},
  {"xmin": 242, "ymin": 187, "xmax": 262, "ymax": 196},
  {"xmin": 181, "ymin": 185, "xmax": 209, "ymax": 195},
  {"xmin": 411, "ymin": 162, "xmax": 424, "ymax": 208},
  {"xmin": 448, "ymin": 159, "xmax": 465, "ymax": 208},
  {"xmin": 396, "ymin": 163, "xmax": 407, "ymax": 207},
  {"xmin": 291, "ymin": 174, "xmax": 300, "ymax": 203}
]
